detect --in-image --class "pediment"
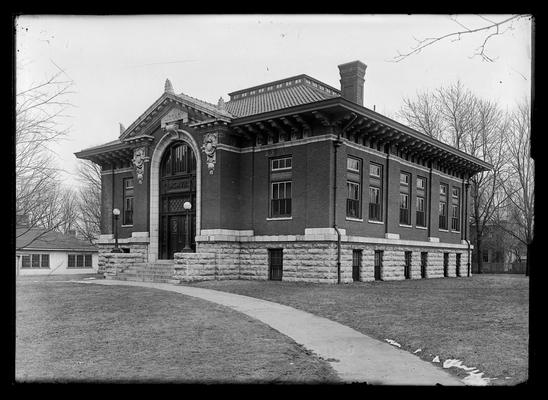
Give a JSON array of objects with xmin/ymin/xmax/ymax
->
[
  {"xmin": 120, "ymin": 92, "xmax": 232, "ymax": 141},
  {"xmin": 161, "ymin": 107, "xmax": 189, "ymax": 128}
]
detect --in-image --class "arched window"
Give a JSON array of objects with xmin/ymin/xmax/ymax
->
[{"xmin": 160, "ymin": 142, "xmax": 196, "ymax": 177}]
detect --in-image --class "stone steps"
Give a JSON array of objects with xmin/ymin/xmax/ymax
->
[{"xmin": 108, "ymin": 261, "xmax": 177, "ymax": 284}]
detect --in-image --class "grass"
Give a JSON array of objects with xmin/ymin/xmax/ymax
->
[
  {"xmin": 193, "ymin": 274, "xmax": 529, "ymax": 386},
  {"xmin": 15, "ymin": 277, "xmax": 340, "ymax": 384}
]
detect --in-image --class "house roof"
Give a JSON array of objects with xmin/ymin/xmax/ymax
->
[
  {"xmin": 226, "ymin": 74, "xmax": 340, "ymax": 118},
  {"xmin": 16, "ymin": 228, "xmax": 97, "ymax": 252}
]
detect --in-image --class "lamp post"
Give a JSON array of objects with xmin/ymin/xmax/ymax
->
[
  {"xmin": 111, "ymin": 208, "xmax": 123, "ymax": 253},
  {"xmin": 183, "ymin": 201, "xmax": 192, "ymax": 252}
]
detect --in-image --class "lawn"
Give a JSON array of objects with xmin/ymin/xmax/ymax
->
[
  {"xmin": 15, "ymin": 277, "xmax": 340, "ymax": 383},
  {"xmin": 193, "ymin": 274, "xmax": 529, "ymax": 386}
]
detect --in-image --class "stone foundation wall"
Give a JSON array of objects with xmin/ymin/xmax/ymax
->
[
  {"xmin": 101, "ymin": 253, "xmax": 145, "ymax": 276},
  {"xmin": 97, "ymin": 243, "xmax": 148, "ymax": 274},
  {"xmin": 97, "ymin": 234, "xmax": 471, "ymax": 283},
  {"xmin": 174, "ymin": 252, "xmax": 217, "ymax": 282}
]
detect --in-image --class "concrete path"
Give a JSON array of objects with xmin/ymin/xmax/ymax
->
[{"xmin": 76, "ymin": 279, "xmax": 463, "ymax": 386}]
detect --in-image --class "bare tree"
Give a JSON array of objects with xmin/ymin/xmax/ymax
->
[
  {"xmin": 74, "ymin": 160, "xmax": 102, "ymax": 244},
  {"xmin": 398, "ymin": 82, "xmax": 510, "ymax": 274},
  {"xmin": 391, "ymin": 14, "xmax": 530, "ymax": 63},
  {"xmin": 498, "ymin": 100, "xmax": 534, "ymax": 276},
  {"xmin": 398, "ymin": 90, "xmax": 445, "ymax": 141},
  {"xmin": 16, "ymin": 64, "xmax": 75, "ymax": 246}
]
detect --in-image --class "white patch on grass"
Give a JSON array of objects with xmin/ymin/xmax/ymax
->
[
  {"xmin": 413, "ymin": 349, "xmax": 422, "ymax": 354},
  {"xmin": 432, "ymin": 356, "xmax": 440, "ymax": 363},
  {"xmin": 384, "ymin": 339, "xmax": 401, "ymax": 347}
]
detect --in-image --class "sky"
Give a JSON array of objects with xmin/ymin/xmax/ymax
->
[{"xmin": 15, "ymin": 14, "xmax": 532, "ymax": 187}]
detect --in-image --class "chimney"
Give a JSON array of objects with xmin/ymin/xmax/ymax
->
[{"xmin": 338, "ymin": 60, "xmax": 367, "ymax": 106}]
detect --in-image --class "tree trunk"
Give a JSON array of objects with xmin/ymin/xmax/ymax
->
[
  {"xmin": 476, "ymin": 237, "xmax": 483, "ymax": 274},
  {"xmin": 526, "ymin": 242, "xmax": 530, "ymax": 277}
]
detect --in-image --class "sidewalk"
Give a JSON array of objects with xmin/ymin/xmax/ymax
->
[{"xmin": 77, "ymin": 279, "xmax": 463, "ymax": 385}]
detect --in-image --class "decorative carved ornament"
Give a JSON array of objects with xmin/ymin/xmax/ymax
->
[
  {"xmin": 202, "ymin": 132, "xmax": 218, "ymax": 175},
  {"xmin": 132, "ymin": 147, "xmax": 149, "ymax": 184}
]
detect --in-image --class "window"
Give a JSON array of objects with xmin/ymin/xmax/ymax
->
[
  {"xmin": 404, "ymin": 251, "xmax": 412, "ymax": 279},
  {"xmin": 399, "ymin": 172, "xmax": 411, "ymax": 225},
  {"xmin": 456, "ymin": 253, "xmax": 462, "ymax": 277},
  {"xmin": 440, "ymin": 184, "xmax": 447, "ymax": 195},
  {"xmin": 269, "ymin": 249, "xmax": 283, "ymax": 281},
  {"xmin": 352, "ymin": 250, "xmax": 362, "ymax": 282},
  {"xmin": 68, "ymin": 253, "xmax": 93, "ymax": 269},
  {"xmin": 370, "ymin": 163, "xmax": 381, "ymax": 178},
  {"xmin": 439, "ymin": 183, "xmax": 448, "ymax": 230},
  {"xmin": 416, "ymin": 177, "xmax": 427, "ymax": 227},
  {"xmin": 21, "ymin": 255, "xmax": 30, "ymax": 268},
  {"xmin": 271, "ymin": 157, "xmax": 292, "ymax": 171},
  {"xmin": 374, "ymin": 250, "xmax": 383, "ymax": 281},
  {"xmin": 123, "ymin": 178, "xmax": 134, "ymax": 226},
  {"xmin": 271, "ymin": 181, "xmax": 292, "ymax": 217},
  {"xmin": 347, "ymin": 182, "xmax": 361, "ymax": 218},
  {"xmin": 400, "ymin": 193, "xmax": 410, "ymax": 225},
  {"xmin": 369, "ymin": 163, "xmax": 383, "ymax": 221},
  {"xmin": 482, "ymin": 250, "xmax": 489, "ymax": 263},
  {"xmin": 451, "ymin": 187, "xmax": 461, "ymax": 231},
  {"xmin": 347, "ymin": 157, "xmax": 360, "ymax": 172},
  {"xmin": 20, "ymin": 254, "xmax": 49, "ymax": 269},
  {"xmin": 421, "ymin": 252, "xmax": 428, "ymax": 278},
  {"xmin": 347, "ymin": 157, "xmax": 362, "ymax": 218},
  {"xmin": 443, "ymin": 253, "xmax": 449, "ymax": 277},
  {"xmin": 439, "ymin": 202, "xmax": 448, "ymax": 230},
  {"xmin": 41, "ymin": 254, "xmax": 49, "ymax": 268},
  {"xmin": 416, "ymin": 196, "xmax": 426, "ymax": 227}
]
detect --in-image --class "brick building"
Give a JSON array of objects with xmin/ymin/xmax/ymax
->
[{"xmin": 75, "ymin": 60, "xmax": 491, "ymax": 283}]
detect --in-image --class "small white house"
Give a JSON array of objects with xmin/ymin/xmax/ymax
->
[{"xmin": 16, "ymin": 227, "xmax": 99, "ymax": 276}]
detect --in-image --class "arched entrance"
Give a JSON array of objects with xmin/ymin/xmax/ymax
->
[{"xmin": 158, "ymin": 141, "xmax": 197, "ymax": 259}]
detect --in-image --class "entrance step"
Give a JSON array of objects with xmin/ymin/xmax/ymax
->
[{"xmin": 107, "ymin": 261, "xmax": 177, "ymax": 284}]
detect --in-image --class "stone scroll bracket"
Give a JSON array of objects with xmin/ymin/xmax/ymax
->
[
  {"xmin": 202, "ymin": 132, "xmax": 218, "ymax": 175},
  {"xmin": 132, "ymin": 146, "xmax": 150, "ymax": 184}
]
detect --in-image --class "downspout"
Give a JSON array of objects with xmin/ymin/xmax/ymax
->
[
  {"xmin": 333, "ymin": 113, "xmax": 358, "ymax": 284},
  {"xmin": 111, "ymin": 162, "xmax": 115, "ymax": 236},
  {"xmin": 465, "ymin": 178, "xmax": 471, "ymax": 277}
]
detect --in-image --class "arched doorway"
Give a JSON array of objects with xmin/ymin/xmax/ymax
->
[{"xmin": 159, "ymin": 141, "xmax": 196, "ymax": 259}]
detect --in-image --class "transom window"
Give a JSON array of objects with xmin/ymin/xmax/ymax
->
[
  {"xmin": 347, "ymin": 157, "xmax": 360, "ymax": 172},
  {"xmin": 440, "ymin": 184, "xmax": 447, "ymax": 195},
  {"xmin": 271, "ymin": 157, "xmax": 292, "ymax": 171},
  {"xmin": 370, "ymin": 163, "xmax": 381, "ymax": 178},
  {"xmin": 417, "ymin": 177, "xmax": 426, "ymax": 190},
  {"xmin": 160, "ymin": 142, "xmax": 196, "ymax": 177}
]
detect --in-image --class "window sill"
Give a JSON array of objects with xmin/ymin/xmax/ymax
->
[
  {"xmin": 266, "ymin": 217, "xmax": 292, "ymax": 221},
  {"xmin": 416, "ymin": 226, "xmax": 428, "ymax": 230},
  {"xmin": 368, "ymin": 220, "xmax": 384, "ymax": 225},
  {"xmin": 439, "ymin": 229, "xmax": 449, "ymax": 232},
  {"xmin": 121, "ymin": 224, "xmax": 134, "ymax": 228},
  {"xmin": 21, "ymin": 267, "xmax": 50, "ymax": 269},
  {"xmin": 399, "ymin": 224, "xmax": 413, "ymax": 228},
  {"xmin": 346, "ymin": 217, "xmax": 363, "ymax": 222}
]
